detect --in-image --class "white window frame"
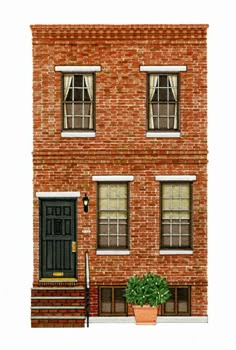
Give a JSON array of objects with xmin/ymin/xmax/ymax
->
[
  {"xmin": 156, "ymin": 175, "xmax": 196, "ymax": 255},
  {"xmin": 141, "ymin": 66, "xmax": 187, "ymax": 138},
  {"xmin": 55, "ymin": 65, "xmax": 101, "ymax": 138},
  {"xmin": 93, "ymin": 175, "xmax": 133, "ymax": 254}
]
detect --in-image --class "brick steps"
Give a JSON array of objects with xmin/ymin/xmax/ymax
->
[{"xmin": 31, "ymin": 287, "xmax": 86, "ymax": 328}]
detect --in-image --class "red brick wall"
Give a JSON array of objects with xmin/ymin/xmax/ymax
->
[{"xmin": 31, "ymin": 25, "xmax": 208, "ymax": 317}]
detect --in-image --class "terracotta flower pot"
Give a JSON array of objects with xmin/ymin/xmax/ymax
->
[{"xmin": 133, "ymin": 305, "xmax": 159, "ymax": 325}]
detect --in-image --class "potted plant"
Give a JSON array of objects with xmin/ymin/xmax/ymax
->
[{"xmin": 125, "ymin": 272, "xmax": 171, "ymax": 325}]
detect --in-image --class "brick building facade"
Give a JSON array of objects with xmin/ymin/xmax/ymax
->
[{"xmin": 31, "ymin": 24, "xmax": 208, "ymax": 327}]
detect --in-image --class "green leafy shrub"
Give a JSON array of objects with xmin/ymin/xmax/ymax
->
[{"xmin": 125, "ymin": 272, "xmax": 171, "ymax": 307}]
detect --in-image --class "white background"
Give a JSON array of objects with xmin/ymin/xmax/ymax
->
[{"xmin": 0, "ymin": 0, "xmax": 235, "ymax": 348}]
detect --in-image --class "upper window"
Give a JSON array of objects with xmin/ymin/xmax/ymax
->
[
  {"xmin": 161, "ymin": 182, "xmax": 192, "ymax": 249},
  {"xmin": 148, "ymin": 73, "xmax": 179, "ymax": 131},
  {"xmin": 98, "ymin": 183, "xmax": 129, "ymax": 250},
  {"xmin": 63, "ymin": 73, "xmax": 94, "ymax": 131}
]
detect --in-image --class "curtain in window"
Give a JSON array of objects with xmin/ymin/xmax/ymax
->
[
  {"xmin": 149, "ymin": 75, "xmax": 158, "ymax": 129},
  {"xmin": 84, "ymin": 75, "xmax": 93, "ymax": 129},
  {"xmin": 168, "ymin": 75, "xmax": 178, "ymax": 129},
  {"xmin": 64, "ymin": 75, "xmax": 73, "ymax": 128}
]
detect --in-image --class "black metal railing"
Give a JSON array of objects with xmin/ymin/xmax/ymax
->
[{"xmin": 85, "ymin": 251, "xmax": 90, "ymax": 327}]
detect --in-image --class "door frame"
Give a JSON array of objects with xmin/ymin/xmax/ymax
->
[{"xmin": 37, "ymin": 192, "xmax": 80, "ymax": 281}]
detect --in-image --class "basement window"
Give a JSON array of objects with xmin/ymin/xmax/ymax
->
[
  {"xmin": 99, "ymin": 286, "xmax": 127, "ymax": 316},
  {"xmin": 162, "ymin": 286, "xmax": 191, "ymax": 316}
]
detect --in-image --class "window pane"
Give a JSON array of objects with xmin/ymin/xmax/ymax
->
[
  {"xmin": 74, "ymin": 117, "xmax": 82, "ymax": 129},
  {"xmin": 117, "ymin": 185, "xmax": 127, "ymax": 198},
  {"xmin": 181, "ymin": 235, "xmax": 190, "ymax": 247},
  {"xmin": 172, "ymin": 184, "xmax": 180, "ymax": 197},
  {"xmin": 181, "ymin": 199, "xmax": 190, "ymax": 210},
  {"xmin": 101, "ymin": 288, "xmax": 112, "ymax": 314},
  {"xmin": 159, "ymin": 103, "xmax": 168, "ymax": 115},
  {"xmin": 99, "ymin": 235, "xmax": 108, "ymax": 248},
  {"xmin": 74, "ymin": 89, "xmax": 82, "ymax": 101},
  {"xmin": 65, "ymin": 89, "xmax": 73, "ymax": 101},
  {"xmin": 74, "ymin": 104, "xmax": 83, "ymax": 115},
  {"xmin": 177, "ymin": 288, "xmax": 189, "ymax": 314},
  {"xmin": 159, "ymin": 117, "xmax": 168, "ymax": 129},
  {"xmin": 164, "ymin": 288, "xmax": 175, "ymax": 314},
  {"xmin": 159, "ymin": 75, "xmax": 168, "ymax": 86},
  {"xmin": 65, "ymin": 103, "xmax": 73, "ymax": 115},
  {"xmin": 119, "ymin": 221, "xmax": 128, "ymax": 235},
  {"xmin": 66, "ymin": 117, "xmax": 72, "ymax": 129},
  {"xmin": 119, "ymin": 235, "xmax": 128, "ymax": 248},
  {"xmin": 181, "ymin": 184, "xmax": 190, "ymax": 197},
  {"xmin": 162, "ymin": 199, "xmax": 170, "ymax": 210},
  {"xmin": 99, "ymin": 185, "xmax": 108, "ymax": 199},
  {"xmin": 162, "ymin": 184, "xmax": 170, "ymax": 197},
  {"xmin": 99, "ymin": 221, "xmax": 108, "ymax": 235},
  {"xmin": 169, "ymin": 103, "xmax": 176, "ymax": 115},
  {"xmin": 99, "ymin": 198, "xmax": 108, "ymax": 210},
  {"xmin": 162, "ymin": 235, "xmax": 170, "ymax": 247},
  {"xmin": 114, "ymin": 288, "xmax": 126, "ymax": 313},
  {"xmin": 109, "ymin": 199, "xmax": 117, "ymax": 210},
  {"xmin": 162, "ymin": 224, "xmax": 171, "ymax": 235},
  {"xmin": 109, "ymin": 184, "xmax": 117, "ymax": 198},
  {"xmin": 110, "ymin": 222, "xmax": 117, "ymax": 235},
  {"xmin": 74, "ymin": 75, "xmax": 83, "ymax": 87}
]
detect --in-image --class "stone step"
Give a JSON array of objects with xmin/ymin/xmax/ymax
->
[{"xmin": 31, "ymin": 286, "xmax": 87, "ymax": 328}]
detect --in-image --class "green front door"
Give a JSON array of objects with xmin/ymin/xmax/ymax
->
[{"xmin": 40, "ymin": 199, "xmax": 77, "ymax": 278}]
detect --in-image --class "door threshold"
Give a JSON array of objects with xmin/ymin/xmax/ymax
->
[{"xmin": 39, "ymin": 278, "xmax": 78, "ymax": 283}]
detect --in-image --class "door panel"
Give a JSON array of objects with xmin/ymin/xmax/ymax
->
[{"xmin": 40, "ymin": 199, "xmax": 77, "ymax": 278}]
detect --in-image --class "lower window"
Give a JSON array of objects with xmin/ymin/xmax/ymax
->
[
  {"xmin": 99, "ymin": 286, "xmax": 127, "ymax": 316},
  {"xmin": 162, "ymin": 286, "xmax": 191, "ymax": 316}
]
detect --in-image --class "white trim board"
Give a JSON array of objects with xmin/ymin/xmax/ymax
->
[
  {"xmin": 146, "ymin": 132, "xmax": 181, "ymax": 138},
  {"xmin": 140, "ymin": 65, "xmax": 187, "ymax": 72},
  {"xmin": 92, "ymin": 176, "xmax": 134, "ymax": 182},
  {"xmin": 155, "ymin": 175, "xmax": 196, "ymax": 181},
  {"xmin": 89, "ymin": 316, "xmax": 208, "ymax": 324},
  {"xmin": 61, "ymin": 131, "xmax": 96, "ymax": 138},
  {"xmin": 96, "ymin": 250, "xmax": 130, "ymax": 256},
  {"xmin": 160, "ymin": 250, "xmax": 193, "ymax": 255},
  {"xmin": 55, "ymin": 65, "xmax": 101, "ymax": 72},
  {"xmin": 36, "ymin": 192, "xmax": 80, "ymax": 198}
]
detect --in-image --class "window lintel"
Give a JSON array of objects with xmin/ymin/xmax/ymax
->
[
  {"xmin": 155, "ymin": 175, "xmax": 196, "ymax": 182},
  {"xmin": 55, "ymin": 65, "xmax": 101, "ymax": 72},
  {"xmin": 140, "ymin": 65, "xmax": 187, "ymax": 72}
]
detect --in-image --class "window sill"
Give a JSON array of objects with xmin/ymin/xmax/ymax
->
[
  {"xmin": 96, "ymin": 250, "xmax": 130, "ymax": 256},
  {"xmin": 146, "ymin": 132, "xmax": 181, "ymax": 138},
  {"xmin": 160, "ymin": 250, "xmax": 193, "ymax": 255},
  {"xmin": 61, "ymin": 131, "xmax": 96, "ymax": 138}
]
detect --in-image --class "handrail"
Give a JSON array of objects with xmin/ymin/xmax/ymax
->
[{"xmin": 85, "ymin": 251, "xmax": 90, "ymax": 327}]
